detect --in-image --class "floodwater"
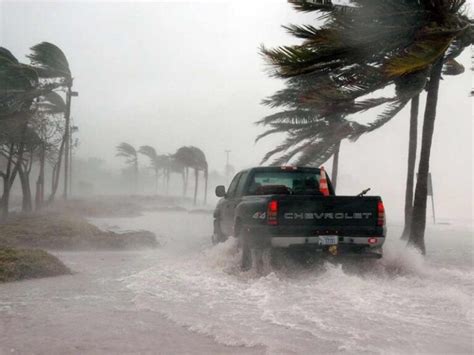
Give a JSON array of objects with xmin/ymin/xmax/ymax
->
[
  {"xmin": 97, "ymin": 211, "xmax": 473, "ymax": 354},
  {"xmin": 1, "ymin": 210, "xmax": 472, "ymax": 354}
]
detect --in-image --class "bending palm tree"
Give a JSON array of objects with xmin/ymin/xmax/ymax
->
[
  {"xmin": 28, "ymin": 42, "xmax": 74, "ymax": 200},
  {"xmin": 174, "ymin": 146, "xmax": 209, "ymax": 205},
  {"xmin": 188, "ymin": 146, "xmax": 208, "ymax": 206},
  {"xmin": 116, "ymin": 142, "xmax": 138, "ymax": 193},
  {"xmin": 139, "ymin": 145, "xmax": 161, "ymax": 194}
]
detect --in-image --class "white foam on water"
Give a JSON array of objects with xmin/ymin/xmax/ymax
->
[{"xmin": 110, "ymin": 212, "xmax": 473, "ymax": 353}]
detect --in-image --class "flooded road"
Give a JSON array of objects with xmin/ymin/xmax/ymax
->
[{"xmin": 1, "ymin": 210, "xmax": 472, "ymax": 354}]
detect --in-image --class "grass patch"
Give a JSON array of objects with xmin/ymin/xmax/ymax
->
[
  {"xmin": 0, "ymin": 247, "xmax": 70, "ymax": 283},
  {"xmin": 0, "ymin": 213, "xmax": 159, "ymax": 250}
]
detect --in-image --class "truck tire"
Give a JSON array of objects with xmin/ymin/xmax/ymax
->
[
  {"xmin": 211, "ymin": 219, "xmax": 226, "ymax": 245},
  {"xmin": 240, "ymin": 229, "xmax": 252, "ymax": 271},
  {"xmin": 240, "ymin": 228, "xmax": 265, "ymax": 273}
]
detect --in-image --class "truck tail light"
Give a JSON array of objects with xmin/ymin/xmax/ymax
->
[
  {"xmin": 377, "ymin": 201, "xmax": 385, "ymax": 226},
  {"xmin": 267, "ymin": 200, "xmax": 278, "ymax": 225},
  {"xmin": 368, "ymin": 237, "xmax": 378, "ymax": 245}
]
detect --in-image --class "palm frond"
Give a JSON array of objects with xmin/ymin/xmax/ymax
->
[
  {"xmin": 39, "ymin": 91, "xmax": 66, "ymax": 114},
  {"xmin": 27, "ymin": 42, "xmax": 71, "ymax": 80},
  {"xmin": 116, "ymin": 143, "xmax": 137, "ymax": 165},
  {"xmin": 383, "ymin": 32, "xmax": 454, "ymax": 77}
]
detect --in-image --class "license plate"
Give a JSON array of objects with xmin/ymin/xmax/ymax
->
[{"xmin": 318, "ymin": 235, "xmax": 338, "ymax": 245}]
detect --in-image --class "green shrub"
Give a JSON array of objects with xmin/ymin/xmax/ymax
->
[{"xmin": 0, "ymin": 247, "xmax": 71, "ymax": 283}]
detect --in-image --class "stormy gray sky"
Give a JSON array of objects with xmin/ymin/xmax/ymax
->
[{"xmin": 1, "ymin": 0, "xmax": 472, "ymax": 220}]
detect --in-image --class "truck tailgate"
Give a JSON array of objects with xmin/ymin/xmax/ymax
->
[{"xmin": 277, "ymin": 195, "xmax": 381, "ymax": 231}]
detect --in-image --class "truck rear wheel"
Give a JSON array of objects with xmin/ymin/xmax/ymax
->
[
  {"xmin": 211, "ymin": 219, "xmax": 226, "ymax": 245},
  {"xmin": 240, "ymin": 229, "xmax": 252, "ymax": 271},
  {"xmin": 240, "ymin": 229, "xmax": 266, "ymax": 273}
]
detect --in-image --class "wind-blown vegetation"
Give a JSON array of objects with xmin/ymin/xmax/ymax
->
[
  {"xmin": 258, "ymin": 0, "xmax": 473, "ymax": 253},
  {"xmin": 0, "ymin": 42, "xmax": 77, "ymax": 219},
  {"xmin": 117, "ymin": 142, "xmax": 209, "ymax": 205}
]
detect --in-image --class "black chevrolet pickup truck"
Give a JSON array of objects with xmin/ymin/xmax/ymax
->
[{"xmin": 212, "ymin": 166, "xmax": 386, "ymax": 270}]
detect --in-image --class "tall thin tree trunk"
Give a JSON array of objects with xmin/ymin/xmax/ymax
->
[
  {"xmin": 204, "ymin": 169, "xmax": 208, "ymax": 205},
  {"xmin": 401, "ymin": 95, "xmax": 419, "ymax": 240},
  {"xmin": 193, "ymin": 169, "xmax": 199, "ymax": 206},
  {"xmin": 49, "ymin": 136, "xmax": 66, "ymax": 202},
  {"xmin": 409, "ymin": 59, "xmax": 443, "ymax": 254},
  {"xmin": 1, "ymin": 178, "xmax": 10, "ymax": 220},
  {"xmin": 134, "ymin": 160, "xmax": 138, "ymax": 194},
  {"xmin": 181, "ymin": 170, "xmax": 186, "ymax": 196},
  {"xmin": 183, "ymin": 167, "xmax": 189, "ymax": 197},
  {"xmin": 1, "ymin": 144, "xmax": 15, "ymax": 219},
  {"xmin": 63, "ymin": 84, "xmax": 72, "ymax": 200},
  {"xmin": 18, "ymin": 165, "xmax": 32, "ymax": 212},
  {"xmin": 331, "ymin": 141, "xmax": 341, "ymax": 192},
  {"xmin": 35, "ymin": 145, "xmax": 45, "ymax": 209}
]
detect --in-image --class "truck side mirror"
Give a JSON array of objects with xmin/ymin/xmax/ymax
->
[{"xmin": 215, "ymin": 185, "xmax": 226, "ymax": 197}]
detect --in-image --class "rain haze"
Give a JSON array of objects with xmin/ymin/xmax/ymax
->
[
  {"xmin": 1, "ymin": 0, "xmax": 472, "ymax": 219},
  {"xmin": 0, "ymin": 1, "xmax": 473, "ymax": 354}
]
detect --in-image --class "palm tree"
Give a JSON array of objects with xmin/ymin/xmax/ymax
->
[
  {"xmin": 28, "ymin": 42, "xmax": 74, "ymax": 200},
  {"xmin": 174, "ymin": 146, "xmax": 196, "ymax": 197},
  {"xmin": 0, "ymin": 48, "xmax": 44, "ymax": 119},
  {"xmin": 400, "ymin": 95, "xmax": 420, "ymax": 240},
  {"xmin": 174, "ymin": 146, "xmax": 208, "ymax": 205},
  {"xmin": 35, "ymin": 92, "xmax": 67, "ymax": 204},
  {"xmin": 139, "ymin": 145, "xmax": 163, "ymax": 194},
  {"xmin": 257, "ymin": 71, "xmax": 426, "ymax": 188},
  {"xmin": 401, "ymin": 53, "xmax": 468, "ymax": 240},
  {"xmin": 163, "ymin": 154, "xmax": 185, "ymax": 195},
  {"xmin": 188, "ymin": 146, "xmax": 208, "ymax": 205},
  {"xmin": 0, "ymin": 43, "xmax": 72, "ymax": 217},
  {"xmin": 261, "ymin": 0, "xmax": 472, "ymax": 253},
  {"xmin": 116, "ymin": 142, "xmax": 138, "ymax": 193}
]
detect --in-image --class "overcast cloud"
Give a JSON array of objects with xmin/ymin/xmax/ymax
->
[{"xmin": 1, "ymin": 0, "xmax": 472, "ymax": 220}]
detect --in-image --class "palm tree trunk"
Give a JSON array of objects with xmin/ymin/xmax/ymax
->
[
  {"xmin": 1, "ymin": 143, "xmax": 15, "ymax": 220},
  {"xmin": 409, "ymin": 59, "xmax": 443, "ymax": 254},
  {"xmin": 35, "ymin": 145, "xmax": 45, "ymax": 209},
  {"xmin": 204, "ymin": 169, "xmax": 208, "ymax": 205},
  {"xmin": 1, "ymin": 179, "xmax": 10, "ymax": 220},
  {"xmin": 401, "ymin": 95, "xmax": 419, "ymax": 240},
  {"xmin": 134, "ymin": 160, "xmax": 138, "ymax": 194},
  {"xmin": 331, "ymin": 141, "xmax": 341, "ymax": 192},
  {"xmin": 183, "ymin": 167, "xmax": 189, "ymax": 197},
  {"xmin": 18, "ymin": 164, "xmax": 32, "ymax": 212},
  {"xmin": 193, "ymin": 169, "xmax": 199, "ymax": 206},
  {"xmin": 49, "ymin": 136, "xmax": 66, "ymax": 202}
]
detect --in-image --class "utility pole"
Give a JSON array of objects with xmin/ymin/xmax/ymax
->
[
  {"xmin": 63, "ymin": 84, "xmax": 78, "ymax": 200},
  {"xmin": 225, "ymin": 150, "xmax": 231, "ymax": 184}
]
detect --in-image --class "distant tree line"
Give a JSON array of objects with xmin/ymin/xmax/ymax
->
[{"xmin": 116, "ymin": 143, "xmax": 208, "ymax": 205}]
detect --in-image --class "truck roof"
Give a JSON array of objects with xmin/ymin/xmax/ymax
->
[{"xmin": 241, "ymin": 166, "xmax": 322, "ymax": 174}]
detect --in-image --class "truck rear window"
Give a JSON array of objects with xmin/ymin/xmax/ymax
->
[{"xmin": 246, "ymin": 171, "xmax": 323, "ymax": 196}]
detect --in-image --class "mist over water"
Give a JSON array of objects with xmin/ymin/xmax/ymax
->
[{"xmin": 91, "ymin": 211, "xmax": 473, "ymax": 354}]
